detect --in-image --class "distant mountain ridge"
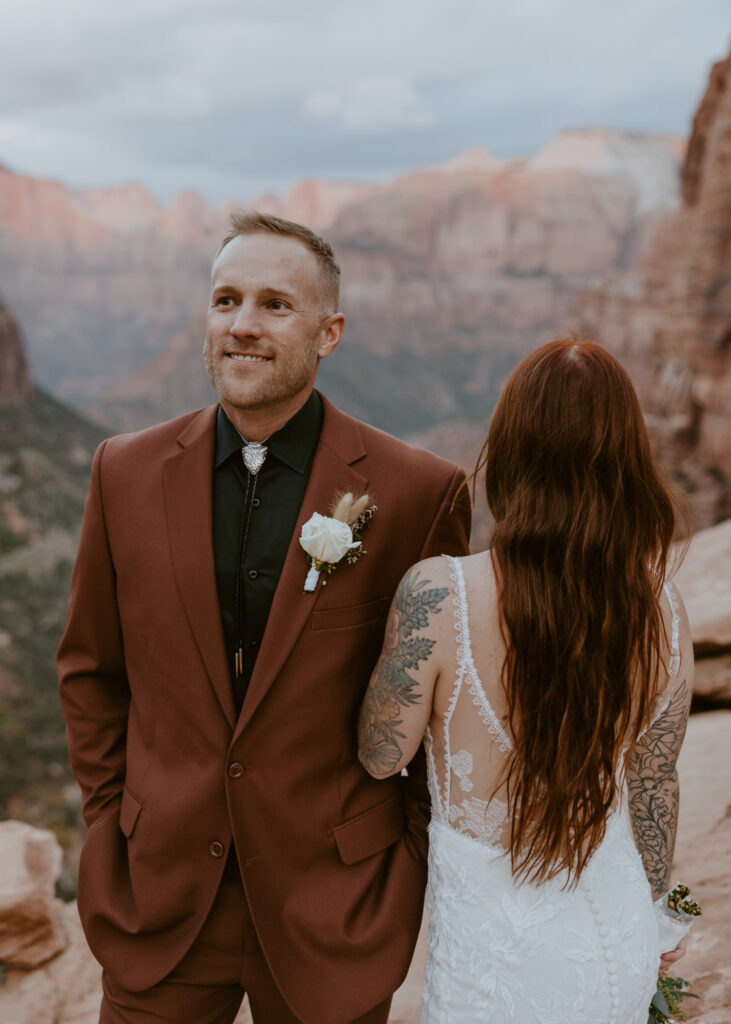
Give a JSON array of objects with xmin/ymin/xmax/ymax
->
[{"xmin": 0, "ymin": 127, "xmax": 683, "ymax": 436}]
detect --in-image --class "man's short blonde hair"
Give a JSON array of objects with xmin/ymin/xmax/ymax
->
[{"xmin": 217, "ymin": 209, "xmax": 341, "ymax": 313}]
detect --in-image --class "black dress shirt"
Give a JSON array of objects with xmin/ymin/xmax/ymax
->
[{"xmin": 212, "ymin": 391, "xmax": 322, "ymax": 713}]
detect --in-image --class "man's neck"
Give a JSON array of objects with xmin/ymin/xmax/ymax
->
[{"xmin": 219, "ymin": 390, "xmax": 314, "ymax": 442}]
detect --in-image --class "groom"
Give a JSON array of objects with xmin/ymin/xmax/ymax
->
[{"xmin": 58, "ymin": 211, "xmax": 471, "ymax": 1023}]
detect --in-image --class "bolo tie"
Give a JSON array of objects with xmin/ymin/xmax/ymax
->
[{"xmin": 233, "ymin": 441, "xmax": 267, "ymax": 679}]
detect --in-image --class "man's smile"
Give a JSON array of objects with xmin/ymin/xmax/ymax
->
[{"xmin": 226, "ymin": 353, "xmax": 271, "ymax": 362}]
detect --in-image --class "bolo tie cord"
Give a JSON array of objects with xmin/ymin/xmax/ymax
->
[{"xmin": 233, "ymin": 470, "xmax": 259, "ymax": 679}]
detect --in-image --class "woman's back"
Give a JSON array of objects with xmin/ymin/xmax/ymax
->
[
  {"xmin": 427, "ymin": 551, "xmax": 684, "ymax": 850},
  {"xmin": 420, "ymin": 552, "xmax": 685, "ymax": 1024}
]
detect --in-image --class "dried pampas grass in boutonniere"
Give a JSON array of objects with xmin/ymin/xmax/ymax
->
[{"xmin": 299, "ymin": 492, "xmax": 377, "ymax": 592}]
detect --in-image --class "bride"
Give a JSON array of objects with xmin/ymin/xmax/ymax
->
[{"xmin": 358, "ymin": 339, "xmax": 694, "ymax": 1024}]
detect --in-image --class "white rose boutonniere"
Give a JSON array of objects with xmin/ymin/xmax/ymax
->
[{"xmin": 299, "ymin": 492, "xmax": 377, "ymax": 592}]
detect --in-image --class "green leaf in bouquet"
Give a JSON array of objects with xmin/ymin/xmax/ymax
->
[
  {"xmin": 648, "ymin": 986, "xmax": 671, "ymax": 1023},
  {"xmin": 649, "ymin": 976, "xmax": 697, "ymax": 1022}
]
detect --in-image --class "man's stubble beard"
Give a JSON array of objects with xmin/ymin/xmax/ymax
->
[{"xmin": 203, "ymin": 334, "xmax": 321, "ymax": 413}]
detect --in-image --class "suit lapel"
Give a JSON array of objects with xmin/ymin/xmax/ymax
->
[
  {"xmin": 235, "ymin": 396, "xmax": 368, "ymax": 737},
  {"xmin": 163, "ymin": 406, "xmax": 237, "ymax": 730}
]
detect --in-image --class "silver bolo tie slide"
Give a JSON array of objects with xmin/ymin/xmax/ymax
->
[{"xmin": 241, "ymin": 442, "xmax": 267, "ymax": 475}]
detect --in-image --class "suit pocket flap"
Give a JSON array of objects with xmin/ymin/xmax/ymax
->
[
  {"xmin": 311, "ymin": 597, "xmax": 390, "ymax": 631},
  {"xmin": 333, "ymin": 793, "xmax": 404, "ymax": 865},
  {"xmin": 119, "ymin": 788, "xmax": 143, "ymax": 839}
]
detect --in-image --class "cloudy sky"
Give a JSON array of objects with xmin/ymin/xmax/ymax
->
[{"xmin": 0, "ymin": 0, "xmax": 728, "ymax": 204}]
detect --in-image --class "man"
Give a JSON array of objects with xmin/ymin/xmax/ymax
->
[{"xmin": 59, "ymin": 211, "xmax": 471, "ymax": 1024}]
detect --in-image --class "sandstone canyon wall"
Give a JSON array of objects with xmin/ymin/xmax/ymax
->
[
  {"xmin": 0, "ymin": 292, "xmax": 33, "ymax": 406},
  {"xmin": 575, "ymin": 49, "xmax": 731, "ymax": 529}
]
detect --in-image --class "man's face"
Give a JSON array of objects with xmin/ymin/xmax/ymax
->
[{"xmin": 204, "ymin": 232, "xmax": 341, "ymax": 418}]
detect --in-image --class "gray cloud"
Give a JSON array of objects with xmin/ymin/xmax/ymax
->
[{"xmin": 0, "ymin": 0, "xmax": 728, "ymax": 202}]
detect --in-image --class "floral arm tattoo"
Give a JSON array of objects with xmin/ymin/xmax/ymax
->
[
  {"xmin": 626, "ymin": 679, "xmax": 689, "ymax": 899},
  {"xmin": 358, "ymin": 568, "xmax": 448, "ymax": 778}
]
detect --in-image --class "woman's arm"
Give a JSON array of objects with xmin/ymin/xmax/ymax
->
[
  {"xmin": 626, "ymin": 585, "xmax": 694, "ymax": 899},
  {"xmin": 357, "ymin": 558, "xmax": 450, "ymax": 779}
]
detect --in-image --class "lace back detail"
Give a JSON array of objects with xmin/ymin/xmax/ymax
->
[
  {"xmin": 427, "ymin": 556, "xmax": 514, "ymax": 849},
  {"xmin": 446, "ymin": 556, "xmax": 512, "ymax": 754}
]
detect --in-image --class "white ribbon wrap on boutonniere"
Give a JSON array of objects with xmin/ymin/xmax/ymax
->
[{"xmin": 299, "ymin": 492, "xmax": 377, "ymax": 592}]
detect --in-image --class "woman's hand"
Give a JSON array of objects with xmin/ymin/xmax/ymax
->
[{"xmin": 659, "ymin": 935, "xmax": 688, "ymax": 974}]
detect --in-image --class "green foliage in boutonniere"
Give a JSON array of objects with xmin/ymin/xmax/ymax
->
[{"xmin": 344, "ymin": 501, "xmax": 376, "ymax": 566}]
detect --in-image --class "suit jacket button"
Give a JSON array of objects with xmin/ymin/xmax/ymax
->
[
  {"xmin": 228, "ymin": 762, "xmax": 245, "ymax": 778},
  {"xmin": 209, "ymin": 841, "xmax": 225, "ymax": 858}
]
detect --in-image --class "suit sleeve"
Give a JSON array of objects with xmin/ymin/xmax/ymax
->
[
  {"xmin": 402, "ymin": 464, "xmax": 472, "ymax": 856},
  {"xmin": 57, "ymin": 440, "xmax": 130, "ymax": 828},
  {"xmin": 418, "ymin": 466, "xmax": 471, "ymax": 562}
]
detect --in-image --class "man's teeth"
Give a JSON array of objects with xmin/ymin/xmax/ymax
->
[{"xmin": 229, "ymin": 354, "xmax": 268, "ymax": 362}]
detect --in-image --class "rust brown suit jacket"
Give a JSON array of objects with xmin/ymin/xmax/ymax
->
[{"xmin": 58, "ymin": 393, "xmax": 471, "ymax": 1024}]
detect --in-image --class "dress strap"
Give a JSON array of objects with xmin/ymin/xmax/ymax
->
[
  {"xmin": 640, "ymin": 580, "xmax": 683, "ymax": 735},
  {"xmin": 445, "ymin": 556, "xmax": 513, "ymax": 754},
  {"xmin": 663, "ymin": 581, "xmax": 681, "ymax": 681}
]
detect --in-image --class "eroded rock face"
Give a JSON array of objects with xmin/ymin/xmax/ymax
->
[
  {"xmin": 0, "ymin": 821, "xmax": 65, "ymax": 968},
  {"xmin": 675, "ymin": 518, "xmax": 731, "ymax": 655},
  {"xmin": 673, "ymin": 516, "xmax": 731, "ymax": 705},
  {"xmin": 575, "ymin": 48, "xmax": 731, "ymax": 529},
  {"xmin": 0, "ymin": 294, "xmax": 32, "ymax": 406}
]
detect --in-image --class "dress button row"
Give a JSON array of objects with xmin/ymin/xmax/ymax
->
[
  {"xmin": 209, "ymin": 841, "xmax": 225, "ymax": 858},
  {"xmin": 228, "ymin": 762, "xmax": 245, "ymax": 778}
]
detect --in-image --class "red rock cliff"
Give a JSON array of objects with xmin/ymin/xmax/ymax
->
[
  {"xmin": 0, "ymin": 293, "xmax": 32, "ymax": 405},
  {"xmin": 575, "ymin": 48, "xmax": 731, "ymax": 528}
]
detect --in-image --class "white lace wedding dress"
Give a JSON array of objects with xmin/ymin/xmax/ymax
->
[{"xmin": 420, "ymin": 556, "xmax": 681, "ymax": 1024}]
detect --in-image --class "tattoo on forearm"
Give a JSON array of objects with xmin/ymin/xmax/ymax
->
[
  {"xmin": 358, "ymin": 569, "xmax": 448, "ymax": 776},
  {"xmin": 627, "ymin": 679, "xmax": 688, "ymax": 897}
]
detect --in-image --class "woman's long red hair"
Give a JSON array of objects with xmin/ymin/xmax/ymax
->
[{"xmin": 481, "ymin": 338, "xmax": 680, "ymax": 885}]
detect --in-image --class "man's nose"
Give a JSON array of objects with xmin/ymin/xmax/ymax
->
[{"xmin": 229, "ymin": 302, "xmax": 262, "ymax": 339}]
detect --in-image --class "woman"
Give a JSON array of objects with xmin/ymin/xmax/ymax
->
[{"xmin": 358, "ymin": 339, "xmax": 694, "ymax": 1024}]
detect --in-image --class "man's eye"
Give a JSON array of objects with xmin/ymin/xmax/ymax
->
[
  {"xmin": 269, "ymin": 300, "xmax": 287, "ymax": 311},
  {"xmin": 216, "ymin": 296, "xmax": 233, "ymax": 307}
]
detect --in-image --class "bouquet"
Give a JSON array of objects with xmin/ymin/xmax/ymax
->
[{"xmin": 648, "ymin": 884, "xmax": 701, "ymax": 1023}]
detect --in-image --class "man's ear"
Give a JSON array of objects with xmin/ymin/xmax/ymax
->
[{"xmin": 317, "ymin": 312, "xmax": 345, "ymax": 360}]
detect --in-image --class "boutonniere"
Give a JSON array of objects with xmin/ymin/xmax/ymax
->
[{"xmin": 299, "ymin": 492, "xmax": 377, "ymax": 592}]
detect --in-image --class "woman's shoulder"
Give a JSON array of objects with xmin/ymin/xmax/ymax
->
[{"xmin": 403, "ymin": 550, "xmax": 493, "ymax": 588}]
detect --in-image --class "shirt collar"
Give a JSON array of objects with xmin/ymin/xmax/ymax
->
[{"xmin": 215, "ymin": 390, "xmax": 322, "ymax": 474}]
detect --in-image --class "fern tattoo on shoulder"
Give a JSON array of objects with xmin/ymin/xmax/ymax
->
[{"xmin": 358, "ymin": 569, "xmax": 448, "ymax": 777}]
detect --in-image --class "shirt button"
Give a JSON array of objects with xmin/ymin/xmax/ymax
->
[
  {"xmin": 228, "ymin": 762, "xmax": 245, "ymax": 778},
  {"xmin": 209, "ymin": 841, "xmax": 225, "ymax": 858},
  {"xmin": 248, "ymin": 569, "xmax": 258, "ymax": 580},
  {"xmin": 252, "ymin": 498, "xmax": 261, "ymax": 508}
]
